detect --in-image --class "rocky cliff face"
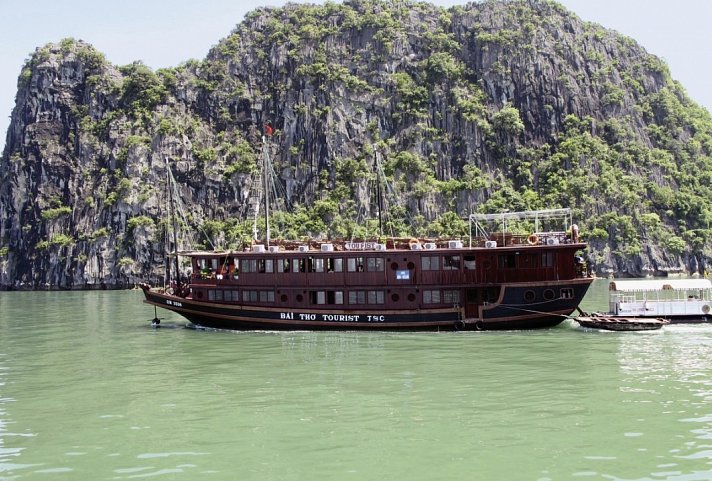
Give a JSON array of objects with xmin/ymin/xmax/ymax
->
[{"xmin": 2, "ymin": 0, "xmax": 712, "ymax": 288}]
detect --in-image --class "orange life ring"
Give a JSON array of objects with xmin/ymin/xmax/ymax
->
[
  {"xmin": 408, "ymin": 238, "xmax": 419, "ymax": 247},
  {"xmin": 527, "ymin": 234, "xmax": 538, "ymax": 245}
]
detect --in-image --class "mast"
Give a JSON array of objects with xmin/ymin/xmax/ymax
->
[
  {"xmin": 375, "ymin": 150, "xmax": 383, "ymax": 236},
  {"xmin": 262, "ymin": 135, "xmax": 271, "ymax": 248},
  {"xmin": 166, "ymin": 158, "xmax": 180, "ymax": 287}
]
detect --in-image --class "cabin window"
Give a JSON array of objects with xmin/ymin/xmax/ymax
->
[
  {"xmin": 311, "ymin": 291, "xmax": 325, "ymax": 304},
  {"xmin": 244, "ymin": 290, "xmax": 258, "ymax": 302},
  {"xmin": 292, "ymin": 259, "xmax": 300, "ymax": 273},
  {"xmin": 421, "ymin": 256, "xmax": 440, "ymax": 271},
  {"xmin": 368, "ymin": 291, "xmax": 385, "ymax": 304},
  {"xmin": 464, "ymin": 256, "xmax": 476, "ymax": 270},
  {"xmin": 328, "ymin": 258, "xmax": 343, "ymax": 272},
  {"xmin": 208, "ymin": 290, "xmax": 215, "ymax": 301},
  {"xmin": 499, "ymin": 254, "xmax": 516, "ymax": 269},
  {"xmin": 348, "ymin": 257, "xmax": 365, "ymax": 272},
  {"xmin": 313, "ymin": 258, "xmax": 325, "ymax": 273},
  {"xmin": 217, "ymin": 258, "xmax": 228, "ymax": 275},
  {"xmin": 349, "ymin": 291, "xmax": 366, "ymax": 304},
  {"xmin": 423, "ymin": 290, "xmax": 441, "ymax": 304},
  {"xmin": 277, "ymin": 258, "xmax": 290, "ymax": 273},
  {"xmin": 542, "ymin": 252, "xmax": 554, "ymax": 267},
  {"xmin": 241, "ymin": 259, "xmax": 258, "ymax": 273},
  {"xmin": 258, "ymin": 259, "xmax": 273, "ymax": 273},
  {"xmin": 259, "ymin": 291, "xmax": 275, "ymax": 302},
  {"xmin": 560, "ymin": 288, "xmax": 574, "ymax": 299},
  {"xmin": 199, "ymin": 258, "xmax": 215, "ymax": 278},
  {"xmin": 520, "ymin": 254, "xmax": 537, "ymax": 268},
  {"xmin": 312, "ymin": 291, "xmax": 344, "ymax": 305},
  {"xmin": 367, "ymin": 257, "xmax": 384, "ymax": 272},
  {"xmin": 443, "ymin": 290, "xmax": 460, "ymax": 304},
  {"xmin": 443, "ymin": 255, "xmax": 461, "ymax": 270}
]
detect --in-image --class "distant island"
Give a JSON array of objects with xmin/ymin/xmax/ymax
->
[{"xmin": 1, "ymin": 0, "xmax": 711, "ymax": 289}]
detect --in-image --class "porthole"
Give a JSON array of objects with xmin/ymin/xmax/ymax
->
[
  {"xmin": 280, "ymin": 294, "xmax": 288, "ymax": 302},
  {"xmin": 392, "ymin": 294, "xmax": 400, "ymax": 302},
  {"xmin": 408, "ymin": 293, "xmax": 416, "ymax": 302},
  {"xmin": 543, "ymin": 289, "xmax": 555, "ymax": 301},
  {"xmin": 196, "ymin": 291, "xmax": 203, "ymax": 299},
  {"xmin": 296, "ymin": 294, "xmax": 303, "ymax": 302},
  {"xmin": 407, "ymin": 262, "xmax": 415, "ymax": 270},
  {"xmin": 391, "ymin": 262, "xmax": 399, "ymax": 270},
  {"xmin": 524, "ymin": 290, "xmax": 536, "ymax": 303}
]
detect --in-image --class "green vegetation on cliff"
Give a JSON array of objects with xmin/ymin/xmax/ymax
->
[{"xmin": 2, "ymin": 0, "xmax": 712, "ymax": 287}]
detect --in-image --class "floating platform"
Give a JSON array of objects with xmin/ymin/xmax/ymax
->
[{"xmin": 575, "ymin": 316, "xmax": 668, "ymax": 331}]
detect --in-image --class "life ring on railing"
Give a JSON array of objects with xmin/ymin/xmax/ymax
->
[
  {"xmin": 454, "ymin": 320, "xmax": 466, "ymax": 331},
  {"xmin": 474, "ymin": 321, "xmax": 484, "ymax": 331},
  {"xmin": 703, "ymin": 304, "xmax": 711, "ymax": 315},
  {"xmin": 527, "ymin": 233, "xmax": 539, "ymax": 245},
  {"xmin": 408, "ymin": 238, "xmax": 419, "ymax": 248}
]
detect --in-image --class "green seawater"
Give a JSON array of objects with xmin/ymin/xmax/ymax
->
[{"xmin": 1, "ymin": 280, "xmax": 712, "ymax": 480}]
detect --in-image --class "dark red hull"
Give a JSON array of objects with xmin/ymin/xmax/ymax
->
[{"xmin": 141, "ymin": 277, "xmax": 592, "ymax": 331}]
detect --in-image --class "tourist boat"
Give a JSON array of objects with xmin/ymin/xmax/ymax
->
[
  {"xmin": 140, "ymin": 207, "xmax": 593, "ymax": 331},
  {"xmin": 607, "ymin": 278, "xmax": 712, "ymax": 323},
  {"xmin": 141, "ymin": 133, "xmax": 592, "ymax": 331}
]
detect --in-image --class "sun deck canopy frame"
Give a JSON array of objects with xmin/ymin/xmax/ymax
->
[{"xmin": 468, "ymin": 208, "xmax": 573, "ymax": 243}]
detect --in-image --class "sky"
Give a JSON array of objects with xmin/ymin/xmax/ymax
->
[{"xmin": 1, "ymin": 0, "xmax": 711, "ymax": 153}]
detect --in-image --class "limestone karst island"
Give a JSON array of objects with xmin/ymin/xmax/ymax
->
[{"xmin": 1, "ymin": 0, "xmax": 711, "ymax": 290}]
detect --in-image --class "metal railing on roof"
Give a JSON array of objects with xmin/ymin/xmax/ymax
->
[{"xmin": 468, "ymin": 208, "xmax": 573, "ymax": 245}]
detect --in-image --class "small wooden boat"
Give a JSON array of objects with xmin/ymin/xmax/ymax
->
[{"xmin": 575, "ymin": 315, "xmax": 668, "ymax": 331}]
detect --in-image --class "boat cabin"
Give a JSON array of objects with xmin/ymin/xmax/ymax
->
[{"xmin": 184, "ymin": 237, "xmax": 585, "ymax": 319}]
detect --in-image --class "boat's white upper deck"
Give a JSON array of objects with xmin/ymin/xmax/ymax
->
[{"xmin": 610, "ymin": 279, "xmax": 712, "ymax": 292}]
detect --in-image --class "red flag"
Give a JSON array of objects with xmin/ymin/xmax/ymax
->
[{"xmin": 264, "ymin": 124, "xmax": 274, "ymax": 136}]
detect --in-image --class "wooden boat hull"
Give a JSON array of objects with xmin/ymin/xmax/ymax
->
[
  {"xmin": 141, "ymin": 279, "xmax": 592, "ymax": 331},
  {"xmin": 575, "ymin": 316, "xmax": 667, "ymax": 331}
]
